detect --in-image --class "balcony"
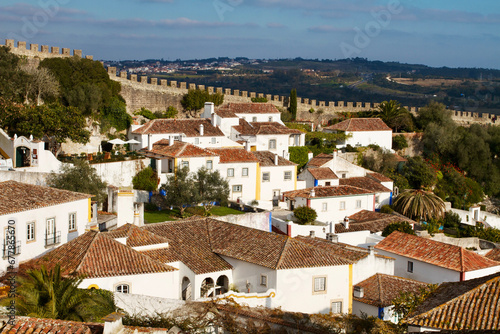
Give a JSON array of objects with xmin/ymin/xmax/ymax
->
[
  {"xmin": 45, "ymin": 231, "xmax": 61, "ymax": 246},
  {"xmin": 2, "ymin": 240, "xmax": 21, "ymax": 258}
]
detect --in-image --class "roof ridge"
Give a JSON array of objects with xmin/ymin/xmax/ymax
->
[
  {"xmin": 460, "ymin": 247, "xmax": 465, "ymax": 272},
  {"xmin": 377, "ymin": 274, "xmax": 383, "ymax": 304},
  {"xmin": 74, "ymin": 231, "xmax": 100, "ymax": 274},
  {"xmin": 275, "ymin": 237, "xmax": 291, "ymax": 269}
]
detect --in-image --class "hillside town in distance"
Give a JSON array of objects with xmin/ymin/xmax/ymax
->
[{"xmin": 0, "ymin": 36, "xmax": 500, "ymax": 334}]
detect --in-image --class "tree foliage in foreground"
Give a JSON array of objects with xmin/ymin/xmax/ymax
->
[
  {"xmin": 293, "ymin": 206, "xmax": 318, "ymax": 225},
  {"xmin": 382, "ymin": 222, "xmax": 416, "ymax": 237},
  {"xmin": 181, "ymin": 89, "xmax": 224, "ymax": 113},
  {"xmin": 393, "ymin": 189, "xmax": 445, "ymax": 221},
  {"xmin": 47, "ymin": 159, "xmax": 107, "ymax": 204},
  {"xmin": 392, "ymin": 284, "xmax": 438, "ymax": 324},
  {"xmin": 194, "ymin": 167, "xmax": 230, "ymax": 214},
  {"xmin": 132, "ymin": 166, "xmax": 158, "ymax": 191}
]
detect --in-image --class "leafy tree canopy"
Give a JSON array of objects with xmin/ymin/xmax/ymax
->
[
  {"xmin": 132, "ymin": 166, "xmax": 158, "ymax": 191},
  {"xmin": 382, "ymin": 221, "xmax": 416, "ymax": 237},
  {"xmin": 194, "ymin": 167, "xmax": 230, "ymax": 214},
  {"xmin": 293, "ymin": 206, "xmax": 317, "ymax": 225},
  {"xmin": 160, "ymin": 166, "xmax": 198, "ymax": 217},
  {"xmin": 289, "ymin": 88, "xmax": 297, "ymax": 120},
  {"xmin": 181, "ymin": 89, "xmax": 223, "ymax": 112},
  {"xmin": 289, "ymin": 146, "xmax": 311, "ymax": 171},
  {"xmin": 393, "ymin": 189, "xmax": 445, "ymax": 221}
]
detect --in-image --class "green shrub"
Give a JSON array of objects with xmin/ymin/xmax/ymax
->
[
  {"xmin": 293, "ymin": 206, "xmax": 317, "ymax": 225},
  {"xmin": 251, "ymin": 97, "xmax": 268, "ymax": 103},
  {"xmin": 392, "ymin": 134, "xmax": 408, "ymax": 151},
  {"xmin": 380, "ymin": 205, "xmax": 394, "ymax": 214},
  {"xmin": 132, "ymin": 167, "xmax": 158, "ymax": 191},
  {"xmin": 309, "ymin": 108, "xmax": 315, "ymax": 113},
  {"xmin": 135, "ymin": 107, "xmax": 156, "ymax": 120},
  {"xmin": 382, "ymin": 221, "xmax": 415, "ymax": 237}
]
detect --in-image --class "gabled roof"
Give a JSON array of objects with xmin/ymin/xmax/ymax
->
[
  {"xmin": 140, "ymin": 139, "xmax": 217, "ymax": 158},
  {"xmin": 20, "ymin": 230, "xmax": 177, "ymax": 278},
  {"xmin": 209, "ymin": 148, "xmax": 260, "ymax": 163},
  {"xmin": 367, "ymin": 172, "xmax": 393, "ymax": 183},
  {"xmin": 335, "ymin": 210, "xmax": 416, "ymax": 234},
  {"xmin": 0, "ymin": 317, "xmax": 96, "ymax": 334},
  {"xmin": 486, "ymin": 248, "xmax": 500, "ymax": 262},
  {"xmin": 406, "ymin": 272, "xmax": 500, "ymax": 331},
  {"xmin": 323, "ymin": 118, "xmax": 391, "ymax": 132},
  {"xmin": 0, "ymin": 181, "xmax": 92, "ymax": 216},
  {"xmin": 294, "ymin": 236, "xmax": 372, "ymax": 262},
  {"xmin": 354, "ymin": 274, "xmax": 429, "ymax": 308},
  {"xmin": 217, "ymin": 103, "xmax": 280, "ymax": 115},
  {"xmin": 339, "ymin": 177, "xmax": 392, "ymax": 193},
  {"xmin": 306, "ymin": 153, "xmax": 333, "ymax": 168},
  {"xmin": 233, "ymin": 119, "xmax": 302, "ymax": 136},
  {"xmin": 251, "ymin": 151, "xmax": 296, "ymax": 167},
  {"xmin": 375, "ymin": 231, "xmax": 500, "ymax": 272},
  {"xmin": 132, "ymin": 118, "xmax": 225, "ymax": 137},
  {"xmin": 283, "ymin": 185, "xmax": 374, "ymax": 200},
  {"xmin": 308, "ymin": 167, "xmax": 338, "ymax": 180}
]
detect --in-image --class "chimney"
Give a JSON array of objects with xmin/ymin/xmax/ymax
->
[
  {"xmin": 147, "ymin": 134, "xmax": 152, "ymax": 150},
  {"xmin": 102, "ymin": 312, "xmax": 125, "ymax": 334},
  {"xmin": 326, "ymin": 233, "xmax": 338, "ymax": 243},
  {"xmin": 310, "ymin": 188, "xmax": 315, "ymax": 197},
  {"xmin": 343, "ymin": 216, "xmax": 349, "ymax": 229},
  {"xmin": 199, "ymin": 124, "xmax": 204, "ymax": 136},
  {"xmin": 353, "ymin": 286, "xmax": 364, "ymax": 298},
  {"xmin": 245, "ymin": 141, "xmax": 250, "ymax": 151},
  {"xmin": 169, "ymin": 135, "xmax": 174, "ymax": 146},
  {"xmin": 308, "ymin": 151, "xmax": 314, "ymax": 161},
  {"xmin": 274, "ymin": 154, "xmax": 279, "ymax": 166},
  {"xmin": 368, "ymin": 245, "xmax": 375, "ymax": 256},
  {"xmin": 204, "ymin": 102, "xmax": 215, "ymax": 122},
  {"xmin": 310, "ymin": 230, "xmax": 315, "ymax": 238}
]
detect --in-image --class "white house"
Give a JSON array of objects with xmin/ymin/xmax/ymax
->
[
  {"xmin": 375, "ymin": 231, "xmax": 500, "ymax": 284},
  {"xmin": 323, "ymin": 118, "xmax": 393, "ymax": 150},
  {"xmin": 0, "ymin": 180, "xmax": 92, "ymax": 274},
  {"xmin": 450, "ymin": 205, "xmax": 500, "ymax": 229}
]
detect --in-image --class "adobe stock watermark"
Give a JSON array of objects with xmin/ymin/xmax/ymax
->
[
  {"xmin": 340, "ymin": 0, "xmax": 406, "ymax": 58},
  {"xmin": 5, "ymin": 218, "xmax": 18, "ymax": 325},
  {"xmin": 213, "ymin": 0, "xmax": 243, "ymax": 21},
  {"xmin": 7, "ymin": 0, "xmax": 70, "ymax": 41}
]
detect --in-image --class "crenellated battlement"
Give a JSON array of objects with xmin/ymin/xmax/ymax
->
[{"xmin": 4, "ymin": 39, "xmax": 92, "ymax": 60}]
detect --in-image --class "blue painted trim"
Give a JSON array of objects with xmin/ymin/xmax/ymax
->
[
  {"xmin": 269, "ymin": 212, "xmax": 272, "ymax": 232},
  {"xmin": 390, "ymin": 192, "xmax": 393, "ymax": 205},
  {"xmin": 314, "ymin": 179, "xmax": 319, "ymax": 187},
  {"xmin": 378, "ymin": 307, "xmax": 384, "ymax": 319}
]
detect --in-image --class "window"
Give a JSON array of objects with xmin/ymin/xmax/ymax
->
[
  {"xmin": 284, "ymin": 171, "xmax": 292, "ymax": 181},
  {"xmin": 252, "ymin": 117, "xmax": 257, "ymax": 122},
  {"xmin": 331, "ymin": 301, "xmax": 343, "ymax": 314},
  {"xmin": 339, "ymin": 201, "xmax": 346, "ymax": 210},
  {"xmin": 232, "ymin": 185, "xmax": 242, "ymax": 192},
  {"xmin": 68, "ymin": 213, "xmax": 76, "ymax": 231},
  {"xmin": 269, "ymin": 139, "xmax": 277, "ymax": 150},
  {"xmin": 325, "ymin": 182, "xmax": 331, "ymax": 186},
  {"xmin": 260, "ymin": 275, "xmax": 268, "ymax": 287},
  {"xmin": 268, "ymin": 117, "xmax": 273, "ymax": 122},
  {"xmin": 341, "ymin": 173, "xmax": 347, "ymax": 179},
  {"xmin": 375, "ymin": 195, "xmax": 380, "ymax": 204},
  {"xmin": 356, "ymin": 200, "xmax": 362, "ymax": 209},
  {"xmin": 195, "ymin": 138, "xmax": 200, "ymax": 145},
  {"xmin": 46, "ymin": 218, "xmax": 55, "ymax": 236},
  {"xmin": 227, "ymin": 168, "xmax": 234, "ymax": 177},
  {"xmin": 116, "ymin": 284, "xmax": 130, "ymax": 294},
  {"xmin": 263, "ymin": 172, "xmax": 270, "ymax": 182},
  {"xmin": 407, "ymin": 261, "xmax": 414, "ymax": 273},
  {"xmin": 242, "ymin": 168, "xmax": 249, "ymax": 176},
  {"xmin": 206, "ymin": 160, "xmax": 213, "ymax": 170},
  {"xmin": 27, "ymin": 222, "xmax": 35, "ymax": 241},
  {"xmin": 322, "ymin": 203, "xmax": 328, "ymax": 212},
  {"xmin": 313, "ymin": 276, "xmax": 327, "ymax": 294},
  {"xmin": 181, "ymin": 161, "xmax": 189, "ymax": 169},
  {"xmin": 211, "ymin": 137, "xmax": 216, "ymax": 144}
]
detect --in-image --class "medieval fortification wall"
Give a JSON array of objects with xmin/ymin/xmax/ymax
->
[{"xmin": 4, "ymin": 39, "xmax": 497, "ymax": 126}]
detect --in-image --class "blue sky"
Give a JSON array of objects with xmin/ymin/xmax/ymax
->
[{"xmin": 1, "ymin": 0, "xmax": 500, "ymax": 68}]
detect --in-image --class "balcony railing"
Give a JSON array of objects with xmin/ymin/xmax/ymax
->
[
  {"xmin": 45, "ymin": 231, "xmax": 61, "ymax": 246},
  {"xmin": 2, "ymin": 240, "xmax": 21, "ymax": 258}
]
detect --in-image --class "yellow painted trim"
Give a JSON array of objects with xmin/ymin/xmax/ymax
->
[
  {"xmin": 251, "ymin": 146, "xmax": 257, "ymax": 152},
  {"xmin": 256, "ymin": 163, "xmax": 261, "ymax": 200},
  {"xmin": 118, "ymin": 192, "xmax": 134, "ymax": 196},
  {"xmin": 224, "ymin": 291, "xmax": 275, "ymax": 299},
  {"xmin": 348, "ymin": 264, "xmax": 353, "ymax": 314},
  {"xmin": 88, "ymin": 198, "xmax": 91, "ymax": 223},
  {"xmin": 174, "ymin": 158, "xmax": 178, "ymax": 176},
  {"xmin": 87, "ymin": 284, "xmax": 100, "ymax": 289},
  {"xmin": 0, "ymin": 147, "xmax": 9, "ymax": 159}
]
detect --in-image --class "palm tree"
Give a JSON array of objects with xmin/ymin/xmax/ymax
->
[
  {"xmin": 393, "ymin": 189, "xmax": 445, "ymax": 221},
  {"xmin": 376, "ymin": 100, "xmax": 412, "ymax": 132},
  {"xmin": 13, "ymin": 265, "xmax": 116, "ymax": 321}
]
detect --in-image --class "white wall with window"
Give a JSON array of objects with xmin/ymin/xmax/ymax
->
[
  {"xmin": 220, "ymin": 162, "xmax": 258, "ymax": 202},
  {"xmin": 258, "ymin": 165, "xmax": 297, "ymax": 202},
  {"xmin": 0, "ymin": 197, "xmax": 90, "ymax": 274}
]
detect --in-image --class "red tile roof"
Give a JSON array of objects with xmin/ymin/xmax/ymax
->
[
  {"xmin": 323, "ymin": 118, "xmax": 391, "ymax": 132},
  {"xmin": 20, "ymin": 231, "xmax": 177, "ymax": 278},
  {"xmin": 339, "ymin": 177, "xmax": 392, "ymax": 193},
  {"xmin": 132, "ymin": 119, "xmax": 225, "ymax": 137},
  {"xmin": 308, "ymin": 167, "xmax": 338, "ymax": 180},
  {"xmin": 306, "ymin": 153, "xmax": 333, "ymax": 168},
  {"xmin": 335, "ymin": 210, "xmax": 415, "ymax": 234},
  {"xmin": 367, "ymin": 172, "xmax": 393, "ymax": 183},
  {"xmin": 233, "ymin": 119, "xmax": 302, "ymax": 136},
  {"xmin": 375, "ymin": 231, "xmax": 500, "ymax": 272},
  {"xmin": 353, "ymin": 274, "xmax": 429, "ymax": 307},
  {"xmin": 0, "ymin": 317, "xmax": 97, "ymax": 334},
  {"xmin": 217, "ymin": 103, "xmax": 280, "ymax": 114},
  {"xmin": 295, "ymin": 236, "xmax": 372, "ymax": 262},
  {"xmin": 406, "ymin": 272, "xmax": 500, "ymax": 331},
  {"xmin": 251, "ymin": 151, "xmax": 296, "ymax": 167},
  {"xmin": 140, "ymin": 139, "xmax": 217, "ymax": 158},
  {"xmin": 486, "ymin": 248, "xmax": 500, "ymax": 262},
  {"xmin": 283, "ymin": 185, "xmax": 374, "ymax": 200},
  {"xmin": 209, "ymin": 148, "xmax": 260, "ymax": 163},
  {"xmin": 0, "ymin": 181, "xmax": 91, "ymax": 216}
]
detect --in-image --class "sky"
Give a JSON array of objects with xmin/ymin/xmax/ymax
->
[{"xmin": 1, "ymin": 0, "xmax": 500, "ymax": 68}]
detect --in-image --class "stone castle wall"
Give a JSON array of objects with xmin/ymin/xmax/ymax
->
[{"xmin": 5, "ymin": 39, "xmax": 93, "ymax": 60}]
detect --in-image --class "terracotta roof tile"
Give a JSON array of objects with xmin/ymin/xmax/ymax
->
[
  {"xmin": 233, "ymin": 119, "xmax": 302, "ymax": 136},
  {"xmin": 308, "ymin": 167, "xmax": 338, "ymax": 180},
  {"xmin": 339, "ymin": 177, "xmax": 392, "ymax": 193},
  {"xmin": 140, "ymin": 248, "xmax": 180, "ymax": 263},
  {"xmin": 0, "ymin": 317, "xmax": 97, "ymax": 334},
  {"xmin": 217, "ymin": 103, "xmax": 280, "ymax": 114},
  {"xmin": 0, "ymin": 181, "xmax": 91, "ymax": 216},
  {"xmin": 324, "ymin": 118, "xmax": 391, "ymax": 132},
  {"xmin": 335, "ymin": 210, "xmax": 416, "ymax": 234},
  {"xmin": 132, "ymin": 119, "xmax": 225, "ymax": 137},
  {"xmin": 283, "ymin": 185, "xmax": 374, "ymax": 200},
  {"xmin": 306, "ymin": 153, "xmax": 333, "ymax": 168},
  {"xmin": 295, "ymin": 236, "xmax": 371, "ymax": 262},
  {"xmin": 375, "ymin": 231, "xmax": 500, "ymax": 272},
  {"xmin": 20, "ymin": 231, "xmax": 177, "ymax": 278},
  {"xmin": 367, "ymin": 172, "xmax": 393, "ymax": 182},
  {"xmin": 140, "ymin": 140, "xmax": 217, "ymax": 158},
  {"xmin": 353, "ymin": 274, "xmax": 429, "ymax": 307},
  {"xmin": 251, "ymin": 151, "xmax": 296, "ymax": 167},
  {"xmin": 124, "ymin": 224, "xmax": 169, "ymax": 247},
  {"xmin": 486, "ymin": 248, "xmax": 500, "ymax": 262},
  {"xmin": 209, "ymin": 148, "xmax": 259, "ymax": 163},
  {"xmin": 406, "ymin": 272, "xmax": 500, "ymax": 330}
]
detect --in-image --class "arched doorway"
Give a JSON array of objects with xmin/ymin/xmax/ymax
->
[
  {"xmin": 200, "ymin": 277, "xmax": 214, "ymax": 298},
  {"xmin": 15, "ymin": 146, "xmax": 30, "ymax": 167},
  {"xmin": 216, "ymin": 275, "xmax": 229, "ymax": 295},
  {"xmin": 181, "ymin": 277, "xmax": 192, "ymax": 301}
]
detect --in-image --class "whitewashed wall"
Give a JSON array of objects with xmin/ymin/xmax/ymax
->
[
  {"xmin": 92, "ymin": 158, "xmax": 149, "ymax": 187},
  {"xmin": 259, "ymin": 165, "xmax": 296, "ymax": 201}
]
